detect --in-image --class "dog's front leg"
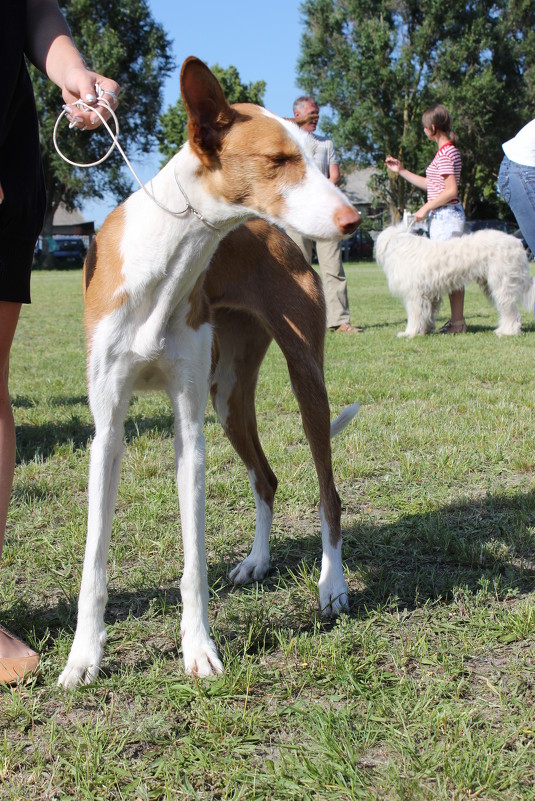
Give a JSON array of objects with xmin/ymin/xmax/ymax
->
[
  {"xmin": 399, "ymin": 296, "xmax": 427, "ymax": 338},
  {"xmin": 168, "ymin": 326, "xmax": 223, "ymax": 677},
  {"xmin": 58, "ymin": 374, "xmax": 131, "ymax": 688}
]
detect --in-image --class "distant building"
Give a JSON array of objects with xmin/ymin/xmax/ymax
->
[
  {"xmin": 52, "ymin": 205, "xmax": 95, "ymax": 240},
  {"xmin": 342, "ymin": 166, "xmax": 377, "ymax": 214}
]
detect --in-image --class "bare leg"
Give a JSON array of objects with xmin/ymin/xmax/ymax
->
[
  {"xmin": 448, "ymin": 288, "xmax": 465, "ymax": 324},
  {"xmin": 0, "ymin": 301, "xmax": 39, "ymax": 682},
  {"xmin": 0, "ymin": 302, "xmax": 20, "ymax": 553}
]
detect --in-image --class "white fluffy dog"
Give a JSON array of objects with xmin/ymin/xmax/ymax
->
[{"xmin": 376, "ymin": 224, "xmax": 535, "ymax": 337}]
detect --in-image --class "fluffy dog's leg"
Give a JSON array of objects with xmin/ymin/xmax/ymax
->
[
  {"xmin": 430, "ymin": 297, "xmax": 442, "ymax": 332},
  {"xmin": 487, "ymin": 278, "xmax": 522, "ymax": 335},
  {"xmin": 494, "ymin": 302, "xmax": 522, "ymax": 336},
  {"xmin": 399, "ymin": 296, "xmax": 429, "ymax": 337},
  {"xmin": 58, "ymin": 362, "xmax": 132, "ymax": 688},
  {"xmin": 168, "ymin": 322, "xmax": 223, "ymax": 677}
]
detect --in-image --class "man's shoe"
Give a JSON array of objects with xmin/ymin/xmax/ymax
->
[{"xmin": 332, "ymin": 322, "xmax": 363, "ymax": 333}]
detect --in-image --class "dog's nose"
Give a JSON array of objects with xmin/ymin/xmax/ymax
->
[{"xmin": 335, "ymin": 206, "xmax": 361, "ymax": 235}]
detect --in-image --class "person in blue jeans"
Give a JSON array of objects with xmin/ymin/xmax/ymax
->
[{"xmin": 498, "ymin": 121, "xmax": 535, "ymax": 258}]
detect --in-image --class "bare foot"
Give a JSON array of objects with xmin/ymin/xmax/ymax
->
[{"xmin": 0, "ymin": 624, "xmax": 40, "ymax": 684}]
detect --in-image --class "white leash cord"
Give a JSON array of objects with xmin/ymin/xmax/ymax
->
[{"xmin": 53, "ymin": 91, "xmax": 220, "ymax": 230}]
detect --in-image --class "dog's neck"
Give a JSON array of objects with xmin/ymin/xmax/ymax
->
[{"xmin": 119, "ymin": 145, "xmax": 248, "ymax": 360}]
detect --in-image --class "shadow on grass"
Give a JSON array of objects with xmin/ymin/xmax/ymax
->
[
  {"xmin": 340, "ymin": 489, "xmax": 535, "ymax": 614},
  {"xmin": 13, "ymin": 487, "xmax": 533, "ymax": 669},
  {"xmin": 14, "ymin": 405, "xmax": 220, "ymax": 465},
  {"xmin": 15, "ymin": 415, "xmax": 94, "ymax": 463}
]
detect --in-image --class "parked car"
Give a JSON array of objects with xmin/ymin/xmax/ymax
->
[
  {"xmin": 312, "ymin": 228, "xmax": 374, "ymax": 263},
  {"xmin": 340, "ymin": 228, "xmax": 375, "ymax": 261},
  {"xmin": 466, "ymin": 219, "xmax": 533, "ymax": 259},
  {"xmin": 49, "ymin": 237, "xmax": 87, "ymax": 268},
  {"xmin": 464, "ymin": 219, "xmax": 515, "ymax": 234}
]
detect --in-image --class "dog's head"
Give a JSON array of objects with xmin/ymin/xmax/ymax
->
[
  {"xmin": 374, "ymin": 224, "xmax": 402, "ymax": 267},
  {"xmin": 180, "ymin": 57, "xmax": 361, "ymax": 240}
]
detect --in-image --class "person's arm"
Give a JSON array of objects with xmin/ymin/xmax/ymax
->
[
  {"xmin": 414, "ymin": 174, "xmax": 458, "ymax": 221},
  {"xmin": 328, "ymin": 162, "xmax": 340, "ymax": 185},
  {"xmin": 25, "ymin": 0, "xmax": 120, "ymax": 128},
  {"xmin": 385, "ymin": 156, "xmax": 428, "ymax": 192}
]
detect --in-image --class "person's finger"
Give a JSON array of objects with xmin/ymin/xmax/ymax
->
[{"xmin": 62, "ymin": 71, "xmax": 121, "ymax": 130}]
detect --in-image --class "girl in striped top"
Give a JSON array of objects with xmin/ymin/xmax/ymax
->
[{"xmin": 386, "ymin": 104, "xmax": 467, "ymax": 334}]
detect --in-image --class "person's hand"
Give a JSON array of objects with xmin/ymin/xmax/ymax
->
[
  {"xmin": 293, "ymin": 112, "xmax": 319, "ymax": 129},
  {"xmin": 0, "ymin": 181, "xmax": 3, "ymax": 204},
  {"xmin": 414, "ymin": 205, "xmax": 429, "ymax": 222},
  {"xmin": 385, "ymin": 155, "xmax": 404, "ymax": 173},
  {"xmin": 62, "ymin": 66, "xmax": 121, "ymax": 130}
]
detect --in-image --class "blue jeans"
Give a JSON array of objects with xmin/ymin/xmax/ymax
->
[{"xmin": 498, "ymin": 156, "xmax": 535, "ymax": 254}]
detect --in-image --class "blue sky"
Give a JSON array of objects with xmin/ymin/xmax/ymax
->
[{"xmin": 83, "ymin": 0, "xmax": 306, "ymax": 225}]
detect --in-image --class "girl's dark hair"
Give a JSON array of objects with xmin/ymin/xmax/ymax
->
[{"xmin": 422, "ymin": 103, "xmax": 458, "ymax": 146}]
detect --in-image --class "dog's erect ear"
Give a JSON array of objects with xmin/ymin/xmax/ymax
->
[{"xmin": 180, "ymin": 57, "xmax": 237, "ymax": 159}]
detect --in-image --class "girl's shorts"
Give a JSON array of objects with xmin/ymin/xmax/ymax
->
[{"xmin": 428, "ymin": 203, "xmax": 465, "ymax": 241}]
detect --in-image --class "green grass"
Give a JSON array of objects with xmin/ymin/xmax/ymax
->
[{"xmin": 1, "ymin": 261, "xmax": 535, "ymax": 800}]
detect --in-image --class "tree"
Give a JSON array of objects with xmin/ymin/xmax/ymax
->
[
  {"xmin": 157, "ymin": 64, "xmax": 266, "ymax": 163},
  {"xmin": 297, "ymin": 0, "xmax": 535, "ymax": 220},
  {"xmin": 30, "ymin": 0, "xmax": 174, "ymax": 241}
]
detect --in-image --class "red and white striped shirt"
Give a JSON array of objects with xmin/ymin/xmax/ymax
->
[{"xmin": 426, "ymin": 143, "xmax": 461, "ymax": 204}]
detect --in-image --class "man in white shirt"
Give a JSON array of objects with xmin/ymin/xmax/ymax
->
[
  {"xmin": 499, "ymin": 120, "xmax": 535, "ymax": 257},
  {"xmin": 287, "ymin": 96, "xmax": 362, "ymax": 333}
]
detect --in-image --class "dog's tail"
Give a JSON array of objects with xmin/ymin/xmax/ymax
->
[
  {"xmin": 330, "ymin": 402, "xmax": 360, "ymax": 438},
  {"xmin": 522, "ymin": 275, "xmax": 535, "ymax": 312}
]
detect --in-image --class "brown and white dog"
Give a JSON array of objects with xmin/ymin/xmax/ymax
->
[{"xmin": 58, "ymin": 57, "xmax": 360, "ymax": 688}]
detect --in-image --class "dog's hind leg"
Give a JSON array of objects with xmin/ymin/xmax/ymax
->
[
  {"xmin": 211, "ymin": 308, "xmax": 276, "ymax": 585},
  {"xmin": 492, "ymin": 290, "xmax": 522, "ymax": 336},
  {"xmin": 59, "ymin": 355, "xmax": 133, "ymax": 688},
  {"xmin": 284, "ymin": 343, "xmax": 348, "ymax": 615},
  {"xmin": 430, "ymin": 296, "xmax": 442, "ymax": 332},
  {"xmin": 206, "ymin": 220, "xmax": 350, "ymax": 614}
]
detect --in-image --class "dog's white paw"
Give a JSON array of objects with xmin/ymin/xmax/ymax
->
[
  {"xmin": 397, "ymin": 330, "xmax": 410, "ymax": 338},
  {"xmin": 495, "ymin": 327, "xmax": 520, "ymax": 337},
  {"xmin": 182, "ymin": 634, "xmax": 223, "ymax": 677},
  {"xmin": 319, "ymin": 574, "xmax": 349, "ymax": 617},
  {"xmin": 229, "ymin": 554, "xmax": 269, "ymax": 585},
  {"xmin": 58, "ymin": 632, "xmax": 105, "ymax": 689}
]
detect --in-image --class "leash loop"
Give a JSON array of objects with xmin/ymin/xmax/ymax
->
[{"xmin": 53, "ymin": 88, "xmax": 220, "ymax": 230}]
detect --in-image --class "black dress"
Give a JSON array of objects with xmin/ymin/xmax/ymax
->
[{"xmin": 0, "ymin": 0, "xmax": 46, "ymax": 303}]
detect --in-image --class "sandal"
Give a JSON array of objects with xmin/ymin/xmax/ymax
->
[
  {"xmin": 332, "ymin": 322, "xmax": 363, "ymax": 333},
  {"xmin": 0, "ymin": 624, "xmax": 40, "ymax": 684},
  {"xmin": 438, "ymin": 319, "xmax": 467, "ymax": 334}
]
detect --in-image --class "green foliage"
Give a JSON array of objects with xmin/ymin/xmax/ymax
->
[
  {"xmin": 157, "ymin": 63, "xmax": 266, "ymax": 163},
  {"xmin": 30, "ymin": 0, "xmax": 174, "ymax": 228},
  {"xmin": 298, "ymin": 0, "xmax": 535, "ymax": 219}
]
